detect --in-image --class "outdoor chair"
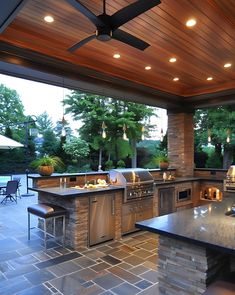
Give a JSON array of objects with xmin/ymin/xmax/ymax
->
[
  {"xmin": 12, "ymin": 176, "xmax": 22, "ymax": 199},
  {"xmin": 1, "ymin": 180, "xmax": 18, "ymax": 204}
]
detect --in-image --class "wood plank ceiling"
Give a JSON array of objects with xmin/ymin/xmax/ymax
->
[{"xmin": 0, "ymin": 0, "xmax": 234, "ymax": 101}]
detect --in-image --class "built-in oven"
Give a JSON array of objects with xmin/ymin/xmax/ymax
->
[{"xmin": 176, "ymin": 185, "xmax": 192, "ymax": 203}]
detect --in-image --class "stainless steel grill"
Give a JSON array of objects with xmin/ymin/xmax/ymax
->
[
  {"xmin": 109, "ymin": 168, "xmax": 154, "ymax": 202},
  {"xmin": 224, "ymin": 165, "xmax": 235, "ymax": 192}
]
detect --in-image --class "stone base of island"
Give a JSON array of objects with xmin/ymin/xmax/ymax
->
[
  {"xmin": 136, "ymin": 193, "xmax": 235, "ymax": 294},
  {"xmin": 32, "ymin": 186, "xmax": 124, "ymax": 249}
]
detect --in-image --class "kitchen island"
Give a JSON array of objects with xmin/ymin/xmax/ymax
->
[
  {"xmin": 136, "ymin": 193, "xmax": 235, "ymax": 295},
  {"xmin": 31, "ymin": 185, "xmax": 124, "ymax": 248}
]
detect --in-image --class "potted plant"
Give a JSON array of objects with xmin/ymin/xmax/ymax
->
[
  {"xmin": 30, "ymin": 156, "xmax": 64, "ymax": 176},
  {"xmin": 155, "ymin": 153, "xmax": 169, "ymax": 170}
]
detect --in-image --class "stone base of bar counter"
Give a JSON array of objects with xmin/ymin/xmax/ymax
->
[
  {"xmin": 158, "ymin": 236, "xmax": 229, "ymax": 295},
  {"xmin": 38, "ymin": 190, "xmax": 122, "ymax": 248}
]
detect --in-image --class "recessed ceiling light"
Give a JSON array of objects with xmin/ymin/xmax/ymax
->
[
  {"xmin": 113, "ymin": 53, "xmax": 121, "ymax": 59},
  {"xmin": 173, "ymin": 77, "xmax": 179, "ymax": 81},
  {"xmin": 186, "ymin": 18, "xmax": 197, "ymax": 27},
  {"xmin": 44, "ymin": 15, "xmax": 54, "ymax": 23},
  {"xmin": 169, "ymin": 57, "xmax": 177, "ymax": 63},
  {"xmin": 145, "ymin": 66, "xmax": 151, "ymax": 70},
  {"xmin": 224, "ymin": 63, "xmax": 232, "ymax": 68},
  {"xmin": 207, "ymin": 77, "xmax": 213, "ymax": 81}
]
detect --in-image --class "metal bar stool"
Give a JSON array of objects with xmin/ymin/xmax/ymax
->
[{"xmin": 27, "ymin": 203, "xmax": 67, "ymax": 250}]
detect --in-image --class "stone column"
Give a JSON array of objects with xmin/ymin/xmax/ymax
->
[
  {"xmin": 167, "ymin": 111, "xmax": 194, "ymax": 177},
  {"xmin": 158, "ymin": 236, "xmax": 229, "ymax": 295}
]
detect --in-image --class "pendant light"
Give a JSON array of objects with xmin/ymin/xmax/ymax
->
[
  {"xmin": 160, "ymin": 128, "xmax": 164, "ymax": 142},
  {"xmin": 226, "ymin": 129, "xmax": 231, "ymax": 143},
  {"xmin": 101, "ymin": 121, "xmax": 107, "ymax": 139},
  {"xmin": 61, "ymin": 78, "xmax": 66, "ymax": 137},
  {"xmin": 123, "ymin": 124, "xmax": 128, "ymax": 141},
  {"xmin": 141, "ymin": 126, "xmax": 145, "ymax": 140},
  {"xmin": 207, "ymin": 129, "xmax": 211, "ymax": 143}
]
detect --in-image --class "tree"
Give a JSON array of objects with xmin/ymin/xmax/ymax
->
[
  {"xmin": 194, "ymin": 106, "xmax": 235, "ymax": 168},
  {"xmin": 64, "ymin": 91, "xmax": 156, "ymax": 169},
  {"xmin": 63, "ymin": 137, "xmax": 90, "ymax": 168},
  {"xmin": 36, "ymin": 112, "xmax": 54, "ymax": 135},
  {"xmin": 39, "ymin": 130, "xmax": 59, "ymax": 156},
  {"xmin": 0, "ymin": 84, "xmax": 25, "ymax": 127}
]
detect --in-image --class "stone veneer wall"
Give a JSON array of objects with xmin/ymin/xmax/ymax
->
[
  {"xmin": 168, "ymin": 112, "xmax": 194, "ymax": 177},
  {"xmin": 38, "ymin": 190, "xmax": 122, "ymax": 249},
  {"xmin": 158, "ymin": 236, "xmax": 229, "ymax": 295}
]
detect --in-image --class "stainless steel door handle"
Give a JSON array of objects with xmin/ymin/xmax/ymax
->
[{"xmin": 111, "ymin": 196, "xmax": 115, "ymax": 215}]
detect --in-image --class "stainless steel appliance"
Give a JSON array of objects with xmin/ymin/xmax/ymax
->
[
  {"xmin": 109, "ymin": 168, "xmax": 154, "ymax": 234},
  {"xmin": 158, "ymin": 187, "xmax": 175, "ymax": 216},
  {"xmin": 89, "ymin": 194, "xmax": 115, "ymax": 246},
  {"xmin": 109, "ymin": 168, "xmax": 154, "ymax": 203},
  {"xmin": 224, "ymin": 165, "xmax": 235, "ymax": 192},
  {"xmin": 176, "ymin": 186, "xmax": 192, "ymax": 202}
]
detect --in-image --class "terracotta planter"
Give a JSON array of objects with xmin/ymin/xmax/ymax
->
[
  {"xmin": 159, "ymin": 162, "xmax": 169, "ymax": 170},
  {"xmin": 38, "ymin": 165, "xmax": 54, "ymax": 176}
]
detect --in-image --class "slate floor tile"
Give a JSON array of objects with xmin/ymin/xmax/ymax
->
[
  {"xmin": 8, "ymin": 254, "xmax": 39, "ymax": 269},
  {"xmin": 101, "ymin": 255, "xmax": 121, "ymax": 265},
  {"xmin": 25, "ymin": 269, "xmax": 55, "ymax": 285},
  {"xmin": 93, "ymin": 273, "xmax": 123, "ymax": 290},
  {"xmin": 75, "ymin": 268, "xmax": 99, "ymax": 281},
  {"xmin": 137, "ymin": 282, "xmax": 159, "ymax": 295},
  {"xmin": 90, "ymin": 262, "xmax": 111, "ymax": 272},
  {"xmin": 0, "ymin": 251, "xmax": 20, "ymax": 262},
  {"xmin": 140, "ymin": 270, "xmax": 158, "ymax": 283},
  {"xmin": 48, "ymin": 260, "xmax": 82, "ymax": 277},
  {"xmin": 35, "ymin": 252, "xmax": 82, "ymax": 269},
  {"xmin": 74, "ymin": 256, "xmax": 97, "ymax": 268},
  {"xmin": 16, "ymin": 284, "xmax": 52, "ymax": 295},
  {"xmin": 5, "ymin": 264, "xmax": 38, "ymax": 279},
  {"xmin": 108, "ymin": 266, "xmax": 140, "ymax": 284},
  {"xmin": 123, "ymin": 255, "xmax": 145, "ymax": 266},
  {"xmin": 111, "ymin": 282, "xmax": 140, "ymax": 295},
  {"xmin": 0, "ymin": 276, "xmax": 32, "ymax": 295},
  {"xmin": 135, "ymin": 279, "xmax": 153, "ymax": 290},
  {"xmin": 111, "ymin": 250, "xmax": 130, "ymax": 259},
  {"xmin": 133, "ymin": 249, "xmax": 153, "ymax": 259},
  {"xmin": 130, "ymin": 265, "xmax": 149, "ymax": 275}
]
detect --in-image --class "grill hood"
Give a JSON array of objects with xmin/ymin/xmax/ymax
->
[
  {"xmin": 226, "ymin": 165, "xmax": 235, "ymax": 180},
  {"xmin": 109, "ymin": 168, "xmax": 153, "ymax": 186}
]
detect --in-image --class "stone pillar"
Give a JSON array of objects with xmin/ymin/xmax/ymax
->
[
  {"xmin": 158, "ymin": 236, "xmax": 229, "ymax": 295},
  {"xmin": 168, "ymin": 111, "xmax": 194, "ymax": 177}
]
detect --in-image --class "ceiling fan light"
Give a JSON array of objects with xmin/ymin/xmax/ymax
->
[{"xmin": 96, "ymin": 28, "xmax": 112, "ymax": 41}]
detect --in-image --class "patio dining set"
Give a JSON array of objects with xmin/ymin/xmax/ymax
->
[{"xmin": 0, "ymin": 175, "xmax": 22, "ymax": 204}]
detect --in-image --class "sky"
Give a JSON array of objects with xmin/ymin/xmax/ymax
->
[{"xmin": 0, "ymin": 73, "xmax": 167, "ymax": 139}]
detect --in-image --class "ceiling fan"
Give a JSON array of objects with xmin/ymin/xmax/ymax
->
[{"xmin": 67, "ymin": 0, "xmax": 161, "ymax": 52}]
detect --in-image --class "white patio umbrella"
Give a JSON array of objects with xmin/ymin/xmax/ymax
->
[{"xmin": 0, "ymin": 134, "xmax": 24, "ymax": 149}]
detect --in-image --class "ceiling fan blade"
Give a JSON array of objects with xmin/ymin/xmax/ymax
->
[
  {"xmin": 110, "ymin": 0, "xmax": 161, "ymax": 30},
  {"xmin": 112, "ymin": 29, "xmax": 149, "ymax": 51},
  {"xmin": 66, "ymin": 0, "xmax": 104, "ymax": 27},
  {"xmin": 68, "ymin": 35, "xmax": 96, "ymax": 52}
]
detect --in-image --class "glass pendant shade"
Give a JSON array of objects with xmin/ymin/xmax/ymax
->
[
  {"xmin": 207, "ymin": 129, "xmax": 211, "ymax": 143},
  {"xmin": 123, "ymin": 124, "xmax": 128, "ymax": 140},
  {"xmin": 141, "ymin": 126, "xmax": 145, "ymax": 140}
]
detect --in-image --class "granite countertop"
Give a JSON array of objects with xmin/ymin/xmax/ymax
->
[
  {"xmin": 30, "ymin": 185, "xmax": 124, "ymax": 197},
  {"xmin": 154, "ymin": 177, "xmax": 223, "ymax": 185},
  {"xmin": 136, "ymin": 194, "xmax": 235, "ymax": 254}
]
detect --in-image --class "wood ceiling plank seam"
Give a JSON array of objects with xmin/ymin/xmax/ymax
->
[
  {"xmin": 187, "ymin": 0, "xmax": 235, "ymax": 41},
  {"xmin": 116, "ymin": 8, "xmax": 234, "ymax": 70},
  {"xmin": 160, "ymin": 0, "xmax": 235, "ymax": 48},
  {"xmin": 209, "ymin": 0, "xmax": 235, "ymax": 27}
]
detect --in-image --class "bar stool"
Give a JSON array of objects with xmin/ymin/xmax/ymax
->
[
  {"xmin": 27, "ymin": 203, "xmax": 67, "ymax": 250},
  {"xmin": 203, "ymin": 281, "xmax": 235, "ymax": 295}
]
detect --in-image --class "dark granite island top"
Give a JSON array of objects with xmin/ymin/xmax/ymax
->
[
  {"xmin": 31, "ymin": 185, "xmax": 124, "ymax": 197},
  {"xmin": 136, "ymin": 194, "xmax": 235, "ymax": 294},
  {"xmin": 136, "ymin": 194, "xmax": 235, "ymax": 254}
]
